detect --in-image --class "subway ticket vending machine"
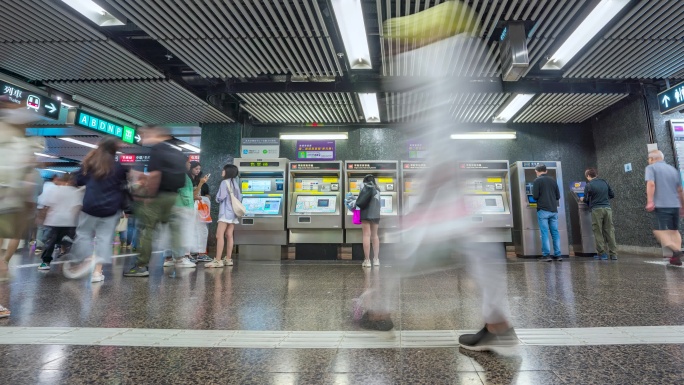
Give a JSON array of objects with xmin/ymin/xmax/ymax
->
[
  {"xmin": 568, "ymin": 181, "xmax": 596, "ymax": 256},
  {"xmin": 234, "ymin": 159, "xmax": 288, "ymax": 260},
  {"xmin": 344, "ymin": 161, "xmax": 400, "ymax": 258},
  {"xmin": 510, "ymin": 161, "xmax": 569, "ymax": 257},
  {"xmin": 288, "ymin": 161, "xmax": 343, "ymax": 260},
  {"xmin": 460, "ymin": 161, "xmax": 514, "ymax": 242},
  {"xmin": 400, "ymin": 161, "xmax": 427, "ymax": 216}
]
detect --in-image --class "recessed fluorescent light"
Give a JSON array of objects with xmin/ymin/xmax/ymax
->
[
  {"xmin": 541, "ymin": 0, "xmax": 629, "ymax": 70},
  {"xmin": 331, "ymin": 0, "xmax": 372, "ymax": 69},
  {"xmin": 493, "ymin": 94, "xmax": 535, "ymax": 123},
  {"xmin": 451, "ymin": 132, "xmax": 517, "ymax": 140},
  {"xmin": 58, "ymin": 137, "xmax": 98, "ymax": 149},
  {"xmin": 179, "ymin": 143, "xmax": 201, "ymax": 153},
  {"xmin": 60, "ymin": 102, "xmax": 75, "ymax": 109},
  {"xmin": 358, "ymin": 93, "xmax": 380, "ymax": 123},
  {"xmin": 280, "ymin": 133, "xmax": 348, "ymax": 140},
  {"xmin": 34, "ymin": 152, "xmax": 59, "ymax": 159},
  {"xmin": 44, "ymin": 169, "xmax": 67, "ymax": 174},
  {"xmin": 167, "ymin": 143, "xmax": 183, "ymax": 151},
  {"xmin": 60, "ymin": 0, "xmax": 125, "ymax": 26}
]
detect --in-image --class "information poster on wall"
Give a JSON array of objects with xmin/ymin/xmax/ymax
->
[
  {"xmin": 296, "ymin": 140, "xmax": 335, "ymax": 161},
  {"xmin": 241, "ymin": 138, "xmax": 280, "ymax": 159},
  {"xmin": 669, "ymin": 120, "xmax": 684, "ymax": 188},
  {"xmin": 408, "ymin": 142, "xmax": 427, "ymax": 159}
]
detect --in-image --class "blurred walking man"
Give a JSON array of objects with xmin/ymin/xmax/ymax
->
[{"xmin": 645, "ymin": 150, "xmax": 684, "ymax": 266}]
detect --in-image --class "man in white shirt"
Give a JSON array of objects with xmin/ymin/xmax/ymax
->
[
  {"xmin": 33, "ymin": 175, "xmax": 58, "ymax": 252},
  {"xmin": 37, "ymin": 174, "xmax": 83, "ymax": 270}
]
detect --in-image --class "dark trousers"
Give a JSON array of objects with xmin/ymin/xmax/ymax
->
[{"xmin": 41, "ymin": 226, "xmax": 75, "ymax": 264}]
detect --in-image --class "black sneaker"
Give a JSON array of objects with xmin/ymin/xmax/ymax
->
[
  {"xmin": 359, "ymin": 312, "xmax": 394, "ymax": 331},
  {"xmin": 553, "ymin": 257, "xmax": 562, "ymax": 262},
  {"xmin": 123, "ymin": 266, "xmax": 150, "ymax": 277},
  {"xmin": 459, "ymin": 326, "xmax": 518, "ymax": 352},
  {"xmin": 670, "ymin": 255, "xmax": 682, "ymax": 266},
  {"xmin": 539, "ymin": 257, "xmax": 553, "ymax": 262}
]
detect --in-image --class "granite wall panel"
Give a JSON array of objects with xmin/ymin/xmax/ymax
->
[{"xmin": 592, "ymin": 87, "xmax": 684, "ymax": 248}]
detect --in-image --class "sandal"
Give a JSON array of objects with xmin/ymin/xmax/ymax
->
[
  {"xmin": 204, "ymin": 259, "xmax": 224, "ymax": 268},
  {"xmin": 0, "ymin": 305, "xmax": 10, "ymax": 318}
]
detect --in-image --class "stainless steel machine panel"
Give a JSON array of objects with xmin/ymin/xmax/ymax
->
[
  {"xmin": 288, "ymin": 161, "xmax": 344, "ymax": 243},
  {"xmin": 400, "ymin": 161, "xmax": 427, "ymax": 216},
  {"xmin": 510, "ymin": 161, "xmax": 570, "ymax": 257},
  {"xmin": 344, "ymin": 161, "xmax": 400, "ymax": 243},
  {"xmin": 569, "ymin": 181, "xmax": 596, "ymax": 256},
  {"xmin": 234, "ymin": 159, "xmax": 288, "ymax": 250}
]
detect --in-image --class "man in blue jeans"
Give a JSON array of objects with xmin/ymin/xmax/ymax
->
[{"xmin": 533, "ymin": 164, "xmax": 562, "ymax": 261}]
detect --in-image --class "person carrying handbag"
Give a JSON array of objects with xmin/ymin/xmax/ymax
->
[
  {"xmin": 355, "ymin": 175, "xmax": 382, "ymax": 268},
  {"xmin": 205, "ymin": 164, "xmax": 243, "ymax": 268}
]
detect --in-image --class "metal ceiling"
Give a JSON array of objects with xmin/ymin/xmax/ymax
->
[
  {"xmin": 0, "ymin": 0, "xmax": 162, "ymax": 81},
  {"xmin": 46, "ymin": 80, "xmax": 234, "ymax": 124},
  {"xmin": 385, "ymin": 92, "xmax": 509, "ymax": 123},
  {"xmin": 103, "ymin": 0, "xmax": 343, "ymax": 78},
  {"xmin": 240, "ymin": 93, "xmax": 359, "ymax": 123},
  {"xmin": 564, "ymin": 0, "xmax": 684, "ymax": 79},
  {"xmin": 513, "ymin": 93, "xmax": 629, "ymax": 124},
  {"xmin": 0, "ymin": 0, "xmax": 682, "ymax": 128},
  {"xmin": 377, "ymin": 0, "xmax": 590, "ymax": 78}
]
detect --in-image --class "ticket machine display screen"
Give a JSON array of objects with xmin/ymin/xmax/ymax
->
[
  {"xmin": 577, "ymin": 193, "xmax": 584, "ymax": 199},
  {"xmin": 295, "ymin": 195, "xmax": 337, "ymax": 213},
  {"xmin": 242, "ymin": 196, "xmax": 282, "ymax": 215},
  {"xmin": 242, "ymin": 179, "xmax": 272, "ymax": 193},
  {"xmin": 380, "ymin": 195, "xmax": 393, "ymax": 214},
  {"xmin": 527, "ymin": 195, "xmax": 537, "ymax": 204},
  {"xmin": 465, "ymin": 194, "xmax": 506, "ymax": 213}
]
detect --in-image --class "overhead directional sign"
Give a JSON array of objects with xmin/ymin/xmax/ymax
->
[
  {"xmin": 74, "ymin": 109, "xmax": 138, "ymax": 144},
  {"xmin": 1, "ymin": 81, "xmax": 61, "ymax": 120},
  {"xmin": 658, "ymin": 81, "xmax": 684, "ymax": 114}
]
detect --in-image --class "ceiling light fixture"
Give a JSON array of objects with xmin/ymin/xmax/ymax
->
[
  {"xmin": 58, "ymin": 137, "xmax": 98, "ymax": 149},
  {"xmin": 34, "ymin": 152, "xmax": 59, "ymax": 159},
  {"xmin": 451, "ymin": 132, "xmax": 517, "ymax": 140},
  {"xmin": 330, "ymin": 0, "xmax": 372, "ymax": 69},
  {"xmin": 358, "ymin": 93, "xmax": 380, "ymax": 123},
  {"xmin": 60, "ymin": 0, "xmax": 125, "ymax": 26},
  {"xmin": 72, "ymin": 95, "xmax": 145, "ymax": 126},
  {"xmin": 60, "ymin": 102, "xmax": 75, "ymax": 109},
  {"xmin": 179, "ymin": 143, "xmax": 201, "ymax": 153},
  {"xmin": 541, "ymin": 0, "xmax": 629, "ymax": 70},
  {"xmin": 493, "ymin": 94, "xmax": 535, "ymax": 123},
  {"xmin": 280, "ymin": 133, "xmax": 348, "ymax": 140}
]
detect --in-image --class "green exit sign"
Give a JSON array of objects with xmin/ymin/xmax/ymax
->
[{"xmin": 75, "ymin": 110, "xmax": 137, "ymax": 144}]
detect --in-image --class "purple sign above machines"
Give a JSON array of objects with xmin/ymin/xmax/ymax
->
[{"xmin": 296, "ymin": 140, "xmax": 336, "ymax": 161}]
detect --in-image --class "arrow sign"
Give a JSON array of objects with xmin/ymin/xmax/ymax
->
[
  {"xmin": 658, "ymin": 81, "xmax": 684, "ymax": 114},
  {"xmin": 135, "ymin": 134, "xmax": 142, "ymax": 143},
  {"xmin": 46, "ymin": 103, "xmax": 57, "ymax": 114}
]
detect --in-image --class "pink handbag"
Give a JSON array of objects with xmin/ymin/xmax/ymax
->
[{"xmin": 352, "ymin": 209, "xmax": 362, "ymax": 225}]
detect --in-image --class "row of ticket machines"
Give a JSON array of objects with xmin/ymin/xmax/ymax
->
[{"xmin": 232, "ymin": 159, "xmax": 594, "ymax": 260}]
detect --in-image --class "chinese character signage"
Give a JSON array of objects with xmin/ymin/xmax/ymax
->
[
  {"xmin": 238, "ymin": 161, "xmax": 280, "ymax": 167},
  {"xmin": 115, "ymin": 154, "xmax": 150, "ymax": 164},
  {"xmin": 188, "ymin": 154, "xmax": 200, "ymax": 162},
  {"xmin": 240, "ymin": 138, "xmax": 280, "ymax": 159},
  {"xmin": 403, "ymin": 162, "xmax": 427, "ymax": 169},
  {"xmin": 659, "ymin": 81, "xmax": 684, "ymax": 114},
  {"xmin": 296, "ymin": 140, "xmax": 336, "ymax": 161},
  {"xmin": 1, "ymin": 81, "xmax": 61, "ymax": 120},
  {"xmin": 459, "ymin": 161, "xmax": 509, "ymax": 170},
  {"xmin": 75, "ymin": 110, "xmax": 138, "ymax": 144},
  {"xmin": 291, "ymin": 162, "xmax": 339, "ymax": 170},
  {"xmin": 408, "ymin": 142, "xmax": 427, "ymax": 159},
  {"xmin": 347, "ymin": 162, "xmax": 397, "ymax": 170}
]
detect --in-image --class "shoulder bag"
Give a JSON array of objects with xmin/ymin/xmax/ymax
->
[{"xmin": 226, "ymin": 179, "xmax": 246, "ymax": 218}]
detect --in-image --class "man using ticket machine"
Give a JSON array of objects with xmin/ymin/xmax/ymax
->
[
  {"xmin": 581, "ymin": 168, "xmax": 617, "ymax": 261},
  {"xmin": 533, "ymin": 164, "xmax": 562, "ymax": 262}
]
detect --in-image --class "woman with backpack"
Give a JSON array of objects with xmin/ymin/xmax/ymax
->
[
  {"xmin": 62, "ymin": 137, "xmax": 129, "ymax": 283},
  {"xmin": 355, "ymin": 174, "xmax": 382, "ymax": 268},
  {"xmin": 205, "ymin": 164, "xmax": 241, "ymax": 268}
]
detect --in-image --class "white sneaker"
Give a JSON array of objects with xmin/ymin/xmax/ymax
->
[
  {"xmin": 223, "ymin": 258, "xmax": 234, "ymax": 266},
  {"xmin": 362, "ymin": 260, "xmax": 371, "ymax": 268},
  {"xmin": 163, "ymin": 258, "xmax": 174, "ymax": 267},
  {"xmin": 175, "ymin": 257, "xmax": 197, "ymax": 268},
  {"xmin": 91, "ymin": 273, "xmax": 105, "ymax": 283},
  {"xmin": 373, "ymin": 258, "xmax": 380, "ymax": 266}
]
